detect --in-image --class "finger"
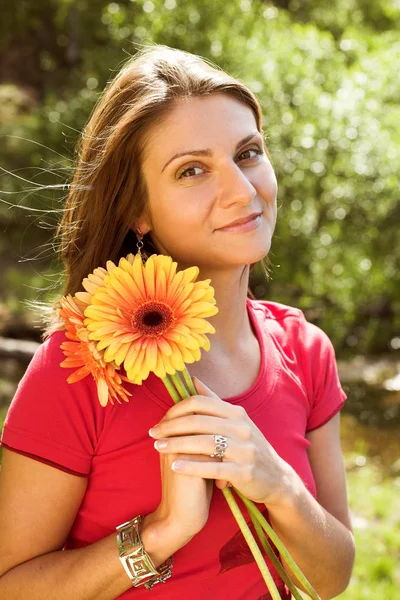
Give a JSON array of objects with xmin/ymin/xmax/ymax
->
[
  {"xmin": 149, "ymin": 414, "xmax": 252, "ymax": 441},
  {"xmin": 154, "ymin": 434, "xmax": 237, "ymax": 461},
  {"xmin": 192, "ymin": 376, "xmax": 220, "ymax": 400},
  {"xmin": 162, "ymin": 394, "xmax": 245, "ymax": 422},
  {"xmin": 171, "ymin": 459, "xmax": 240, "ymax": 482},
  {"xmin": 215, "ymin": 480, "xmax": 232, "ymax": 490}
]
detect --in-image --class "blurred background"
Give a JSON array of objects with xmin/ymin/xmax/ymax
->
[{"xmin": 0, "ymin": 0, "xmax": 399, "ymax": 597}]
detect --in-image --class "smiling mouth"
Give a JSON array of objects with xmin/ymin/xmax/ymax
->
[
  {"xmin": 217, "ymin": 212, "xmax": 262, "ymax": 230},
  {"xmin": 216, "ymin": 213, "xmax": 262, "ymax": 233}
]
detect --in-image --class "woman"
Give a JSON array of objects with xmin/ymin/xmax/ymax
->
[{"xmin": 0, "ymin": 45, "xmax": 355, "ymax": 599}]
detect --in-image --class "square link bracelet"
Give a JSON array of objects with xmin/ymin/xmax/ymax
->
[{"xmin": 116, "ymin": 516, "xmax": 173, "ymax": 590}]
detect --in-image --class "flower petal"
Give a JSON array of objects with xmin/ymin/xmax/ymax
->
[
  {"xmin": 154, "ymin": 351, "xmax": 167, "ymax": 379},
  {"xmin": 97, "ymin": 378, "xmax": 109, "ymax": 407},
  {"xmin": 124, "ymin": 344, "xmax": 140, "ymax": 373},
  {"xmin": 169, "ymin": 342, "xmax": 185, "ymax": 371},
  {"xmin": 67, "ymin": 366, "xmax": 90, "ymax": 383},
  {"xmin": 132, "ymin": 253, "xmax": 146, "ymax": 295},
  {"xmin": 155, "ymin": 265, "xmax": 167, "ymax": 300},
  {"xmin": 181, "ymin": 266, "xmax": 199, "ymax": 285},
  {"xmin": 144, "ymin": 256, "xmax": 156, "ymax": 299},
  {"xmin": 145, "ymin": 338, "xmax": 158, "ymax": 372},
  {"xmin": 156, "ymin": 336, "xmax": 173, "ymax": 356}
]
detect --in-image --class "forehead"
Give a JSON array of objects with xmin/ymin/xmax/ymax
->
[{"xmin": 142, "ymin": 94, "xmax": 258, "ymax": 164}]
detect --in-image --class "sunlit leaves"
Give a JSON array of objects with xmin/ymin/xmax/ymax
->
[{"xmin": 1, "ymin": 0, "xmax": 399, "ymax": 353}]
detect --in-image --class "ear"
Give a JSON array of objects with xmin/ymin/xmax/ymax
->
[{"xmin": 134, "ymin": 214, "xmax": 152, "ymax": 236}]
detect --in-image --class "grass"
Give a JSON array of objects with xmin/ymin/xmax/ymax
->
[
  {"xmin": 295, "ymin": 455, "xmax": 400, "ymax": 599},
  {"xmin": 337, "ymin": 455, "xmax": 400, "ymax": 599}
]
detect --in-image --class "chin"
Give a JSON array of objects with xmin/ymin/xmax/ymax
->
[
  {"xmin": 235, "ymin": 248, "xmax": 270, "ymax": 268},
  {"xmin": 249, "ymin": 239, "xmax": 272, "ymax": 262}
]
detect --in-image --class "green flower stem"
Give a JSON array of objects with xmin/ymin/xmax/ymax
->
[
  {"xmin": 171, "ymin": 371, "xmax": 190, "ymax": 399},
  {"xmin": 162, "ymin": 376, "xmax": 181, "ymax": 404},
  {"xmin": 222, "ymin": 487, "xmax": 282, "ymax": 600},
  {"xmin": 162, "ymin": 368, "xmax": 308, "ymax": 599},
  {"xmin": 182, "ymin": 365, "xmax": 197, "ymax": 396},
  {"xmin": 235, "ymin": 489, "xmax": 321, "ymax": 600},
  {"xmin": 249, "ymin": 512, "xmax": 304, "ymax": 600}
]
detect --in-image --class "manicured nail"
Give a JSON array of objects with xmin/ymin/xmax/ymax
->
[
  {"xmin": 154, "ymin": 440, "xmax": 168, "ymax": 450},
  {"xmin": 172, "ymin": 461, "xmax": 185, "ymax": 471},
  {"xmin": 149, "ymin": 426, "xmax": 160, "ymax": 438}
]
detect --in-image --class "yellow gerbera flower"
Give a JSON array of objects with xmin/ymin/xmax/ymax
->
[
  {"xmin": 75, "ymin": 255, "xmax": 136, "ymax": 306},
  {"xmin": 59, "ymin": 295, "xmax": 131, "ymax": 407},
  {"xmin": 84, "ymin": 253, "xmax": 218, "ymax": 383}
]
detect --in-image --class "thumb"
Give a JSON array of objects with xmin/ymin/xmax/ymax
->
[
  {"xmin": 192, "ymin": 376, "xmax": 220, "ymax": 400},
  {"xmin": 215, "ymin": 480, "xmax": 233, "ymax": 490}
]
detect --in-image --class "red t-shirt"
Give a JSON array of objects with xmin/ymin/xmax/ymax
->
[{"xmin": 1, "ymin": 299, "xmax": 347, "ymax": 599}]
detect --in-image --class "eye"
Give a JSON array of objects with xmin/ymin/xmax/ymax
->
[
  {"xmin": 237, "ymin": 146, "xmax": 264, "ymax": 161},
  {"xmin": 177, "ymin": 164, "xmax": 205, "ymax": 180},
  {"xmin": 176, "ymin": 145, "xmax": 264, "ymax": 180}
]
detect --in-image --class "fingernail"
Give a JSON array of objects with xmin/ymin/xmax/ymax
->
[
  {"xmin": 154, "ymin": 440, "xmax": 168, "ymax": 450},
  {"xmin": 172, "ymin": 461, "xmax": 185, "ymax": 471},
  {"xmin": 149, "ymin": 426, "xmax": 160, "ymax": 438}
]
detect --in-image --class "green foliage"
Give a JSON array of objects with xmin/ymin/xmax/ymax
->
[
  {"xmin": 295, "ymin": 457, "xmax": 400, "ymax": 599},
  {"xmin": 339, "ymin": 459, "xmax": 400, "ymax": 598},
  {"xmin": 1, "ymin": 0, "xmax": 399, "ymax": 353}
]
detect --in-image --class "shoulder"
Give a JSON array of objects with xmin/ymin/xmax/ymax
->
[
  {"xmin": 6, "ymin": 328, "xmax": 105, "ymax": 422},
  {"xmin": 27, "ymin": 329, "xmax": 70, "ymax": 375},
  {"xmin": 15, "ymin": 329, "xmax": 90, "ymax": 396},
  {"xmin": 248, "ymin": 299, "xmax": 346, "ymax": 430},
  {"xmin": 2, "ymin": 330, "xmax": 106, "ymax": 475},
  {"xmin": 248, "ymin": 298, "xmax": 340, "ymax": 383},
  {"xmin": 248, "ymin": 298, "xmax": 303, "ymax": 322},
  {"xmin": 248, "ymin": 298, "xmax": 329, "ymax": 351}
]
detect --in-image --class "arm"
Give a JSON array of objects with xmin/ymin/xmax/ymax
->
[
  {"xmin": 146, "ymin": 378, "xmax": 355, "ymax": 599},
  {"xmin": 0, "ymin": 449, "xmax": 187, "ymax": 600},
  {"xmin": 266, "ymin": 413, "xmax": 355, "ymax": 600}
]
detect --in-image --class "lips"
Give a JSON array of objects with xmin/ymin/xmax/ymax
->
[{"xmin": 217, "ymin": 212, "xmax": 261, "ymax": 230}]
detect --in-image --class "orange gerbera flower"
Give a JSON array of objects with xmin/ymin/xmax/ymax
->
[
  {"xmin": 59, "ymin": 294, "xmax": 131, "ymax": 407},
  {"xmin": 84, "ymin": 253, "xmax": 218, "ymax": 384}
]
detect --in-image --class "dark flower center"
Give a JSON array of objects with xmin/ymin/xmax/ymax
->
[
  {"xmin": 132, "ymin": 301, "xmax": 174, "ymax": 337},
  {"xmin": 143, "ymin": 311, "xmax": 163, "ymax": 327}
]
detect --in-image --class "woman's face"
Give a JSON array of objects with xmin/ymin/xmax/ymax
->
[{"xmin": 138, "ymin": 93, "xmax": 277, "ymax": 271}]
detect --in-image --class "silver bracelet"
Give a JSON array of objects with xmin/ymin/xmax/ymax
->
[{"xmin": 116, "ymin": 516, "xmax": 173, "ymax": 590}]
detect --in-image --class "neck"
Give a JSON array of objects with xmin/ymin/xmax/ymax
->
[{"xmin": 196, "ymin": 264, "xmax": 255, "ymax": 357}]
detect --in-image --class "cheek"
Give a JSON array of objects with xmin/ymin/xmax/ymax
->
[
  {"xmin": 165, "ymin": 202, "xmax": 203, "ymax": 233},
  {"xmin": 167, "ymin": 188, "xmax": 211, "ymax": 226},
  {"xmin": 263, "ymin": 164, "xmax": 278, "ymax": 199},
  {"xmin": 151, "ymin": 198, "xmax": 205, "ymax": 251},
  {"xmin": 254, "ymin": 177, "xmax": 277, "ymax": 216}
]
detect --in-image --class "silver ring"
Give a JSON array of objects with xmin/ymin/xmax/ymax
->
[{"xmin": 210, "ymin": 434, "xmax": 228, "ymax": 459}]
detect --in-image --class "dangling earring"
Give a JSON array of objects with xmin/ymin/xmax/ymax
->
[
  {"xmin": 136, "ymin": 228, "xmax": 148, "ymax": 263},
  {"xmin": 136, "ymin": 228, "xmax": 144, "ymax": 256}
]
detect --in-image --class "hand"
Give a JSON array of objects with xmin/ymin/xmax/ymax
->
[
  {"xmin": 149, "ymin": 401, "xmax": 222, "ymax": 544},
  {"xmin": 149, "ymin": 377, "xmax": 292, "ymax": 506}
]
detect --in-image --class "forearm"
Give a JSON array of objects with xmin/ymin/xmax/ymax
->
[
  {"xmin": 266, "ymin": 466, "xmax": 355, "ymax": 600},
  {"xmin": 0, "ymin": 513, "xmax": 184, "ymax": 600}
]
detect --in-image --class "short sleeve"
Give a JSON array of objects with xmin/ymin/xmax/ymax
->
[
  {"xmin": 296, "ymin": 314, "xmax": 347, "ymax": 432},
  {"xmin": 0, "ymin": 330, "xmax": 107, "ymax": 475}
]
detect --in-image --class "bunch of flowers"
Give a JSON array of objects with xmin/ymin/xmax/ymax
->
[{"xmin": 58, "ymin": 251, "xmax": 320, "ymax": 600}]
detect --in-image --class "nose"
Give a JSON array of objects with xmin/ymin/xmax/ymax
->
[{"xmin": 217, "ymin": 162, "xmax": 257, "ymax": 209}]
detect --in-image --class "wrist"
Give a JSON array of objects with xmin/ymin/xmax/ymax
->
[
  {"xmin": 116, "ymin": 515, "xmax": 173, "ymax": 590},
  {"xmin": 263, "ymin": 462, "xmax": 302, "ymax": 510},
  {"xmin": 140, "ymin": 511, "xmax": 192, "ymax": 567}
]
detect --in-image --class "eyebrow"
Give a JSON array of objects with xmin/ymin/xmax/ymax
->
[{"xmin": 161, "ymin": 131, "xmax": 261, "ymax": 174}]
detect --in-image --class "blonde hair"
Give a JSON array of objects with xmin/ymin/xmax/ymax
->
[{"xmin": 52, "ymin": 44, "xmax": 270, "ymax": 330}]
